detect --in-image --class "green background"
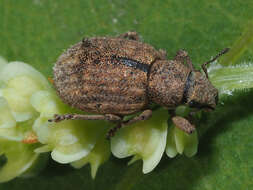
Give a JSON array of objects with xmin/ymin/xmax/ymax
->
[{"xmin": 1, "ymin": 0, "xmax": 253, "ymax": 189}]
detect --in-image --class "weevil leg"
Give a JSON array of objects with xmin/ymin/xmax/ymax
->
[
  {"xmin": 168, "ymin": 109, "xmax": 195, "ymax": 134},
  {"xmin": 172, "ymin": 116, "xmax": 196, "ymax": 134},
  {"xmin": 118, "ymin": 31, "xmax": 140, "ymax": 41},
  {"xmin": 48, "ymin": 113, "xmax": 122, "ymax": 123},
  {"xmin": 106, "ymin": 109, "xmax": 153, "ymax": 139},
  {"xmin": 106, "ymin": 122, "xmax": 122, "ymax": 139},
  {"xmin": 123, "ymin": 109, "xmax": 152, "ymax": 126},
  {"xmin": 174, "ymin": 49, "xmax": 195, "ymax": 71}
]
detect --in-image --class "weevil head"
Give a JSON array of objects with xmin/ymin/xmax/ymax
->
[
  {"xmin": 185, "ymin": 71, "xmax": 218, "ymax": 110},
  {"xmin": 148, "ymin": 60, "xmax": 218, "ymax": 110}
]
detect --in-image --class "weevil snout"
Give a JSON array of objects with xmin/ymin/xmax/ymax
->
[{"xmin": 186, "ymin": 71, "xmax": 218, "ymax": 110}]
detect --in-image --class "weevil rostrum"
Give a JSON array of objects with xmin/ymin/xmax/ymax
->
[{"xmin": 49, "ymin": 31, "xmax": 229, "ymax": 138}]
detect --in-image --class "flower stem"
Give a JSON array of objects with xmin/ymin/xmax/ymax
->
[
  {"xmin": 220, "ymin": 21, "xmax": 253, "ymax": 66},
  {"xmin": 209, "ymin": 63, "xmax": 253, "ymax": 95}
]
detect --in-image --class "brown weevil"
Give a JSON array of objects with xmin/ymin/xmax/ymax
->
[{"xmin": 49, "ymin": 31, "xmax": 229, "ymax": 138}]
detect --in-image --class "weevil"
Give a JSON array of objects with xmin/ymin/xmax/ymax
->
[{"xmin": 49, "ymin": 31, "xmax": 229, "ymax": 138}]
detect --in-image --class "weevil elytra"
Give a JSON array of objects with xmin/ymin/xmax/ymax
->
[{"xmin": 49, "ymin": 31, "xmax": 229, "ymax": 138}]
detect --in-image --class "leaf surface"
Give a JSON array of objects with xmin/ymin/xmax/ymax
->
[{"xmin": 0, "ymin": 0, "xmax": 253, "ymax": 189}]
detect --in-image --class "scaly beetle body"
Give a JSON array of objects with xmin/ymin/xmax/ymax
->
[{"xmin": 50, "ymin": 32, "xmax": 228, "ymax": 138}]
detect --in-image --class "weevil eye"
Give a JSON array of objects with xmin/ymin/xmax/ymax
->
[
  {"xmin": 215, "ymin": 94, "xmax": 219, "ymax": 105},
  {"xmin": 188, "ymin": 100, "xmax": 202, "ymax": 108},
  {"xmin": 188, "ymin": 100, "xmax": 194, "ymax": 107}
]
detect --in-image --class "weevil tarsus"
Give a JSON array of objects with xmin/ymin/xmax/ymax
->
[
  {"xmin": 106, "ymin": 122, "xmax": 122, "ymax": 140},
  {"xmin": 106, "ymin": 109, "xmax": 153, "ymax": 139},
  {"xmin": 123, "ymin": 109, "xmax": 153, "ymax": 126}
]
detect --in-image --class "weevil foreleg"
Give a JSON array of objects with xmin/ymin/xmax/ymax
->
[
  {"xmin": 174, "ymin": 49, "xmax": 195, "ymax": 71},
  {"xmin": 118, "ymin": 31, "xmax": 140, "ymax": 41},
  {"xmin": 172, "ymin": 116, "xmax": 196, "ymax": 134},
  {"xmin": 48, "ymin": 113, "xmax": 122, "ymax": 123},
  {"xmin": 168, "ymin": 109, "xmax": 196, "ymax": 134},
  {"xmin": 106, "ymin": 109, "xmax": 153, "ymax": 139}
]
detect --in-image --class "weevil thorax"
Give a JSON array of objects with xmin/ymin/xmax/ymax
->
[
  {"xmin": 148, "ymin": 60, "xmax": 191, "ymax": 107},
  {"xmin": 185, "ymin": 71, "xmax": 218, "ymax": 110}
]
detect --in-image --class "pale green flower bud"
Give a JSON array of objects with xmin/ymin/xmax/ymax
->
[
  {"xmin": 31, "ymin": 90, "xmax": 111, "ymax": 164},
  {"xmin": 71, "ymin": 138, "xmax": 110, "ymax": 179},
  {"xmin": 166, "ymin": 125, "xmax": 198, "ymax": 158},
  {"xmin": 0, "ymin": 61, "xmax": 50, "ymax": 121},
  {"xmin": 111, "ymin": 108, "xmax": 168, "ymax": 174},
  {"xmin": 0, "ymin": 139, "xmax": 41, "ymax": 183}
]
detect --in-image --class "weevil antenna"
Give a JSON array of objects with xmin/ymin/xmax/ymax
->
[{"xmin": 202, "ymin": 48, "xmax": 230, "ymax": 78}]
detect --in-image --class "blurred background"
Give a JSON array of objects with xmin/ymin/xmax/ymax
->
[{"xmin": 0, "ymin": 0, "xmax": 253, "ymax": 189}]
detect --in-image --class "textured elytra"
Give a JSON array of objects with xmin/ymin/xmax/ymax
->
[{"xmin": 53, "ymin": 37, "xmax": 167, "ymax": 115}]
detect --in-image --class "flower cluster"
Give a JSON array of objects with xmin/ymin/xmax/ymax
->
[{"xmin": 0, "ymin": 57, "xmax": 198, "ymax": 182}]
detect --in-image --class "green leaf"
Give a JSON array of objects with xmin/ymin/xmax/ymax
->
[{"xmin": 1, "ymin": 0, "xmax": 253, "ymax": 189}]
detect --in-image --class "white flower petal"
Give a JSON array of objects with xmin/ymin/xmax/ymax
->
[
  {"xmin": 166, "ymin": 125, "xmax": 198, "ymax": 157},
  {"xmin": 165, "ymin": 126, "xmax": 178, "ymax": 158},
  {"xmin": 51, "ymin": 146, "xmax": 90, "ymax": 164},
  {"xmin": 142, "ymin": 127, "xmax": 167, "ymax": 174},
  {"xmin": 174, "ymin": 127, "xmax": 186, "ymax": 154},
  {"xmin": 182, "ymin": 131, "xmax": 198, "ymax": 157},
  {"xmin": 0, "ymin": 97, "xmax": 16, "ymax": 129},
  {"xmin": 33, "ymin": 117, "xmax": 51, "ymax": 144},
  {"xmin": 1, "ymin": 88, "xmax": 35, "ymax": 121},
  {"xmin": 34, "ymin": 145, "xmax": 52, "ymax": 153},
  {"xmin": 0, "ymin": 61, "xmax": 50, "ymax": 89},
  {"xmin": 30, "ymin": 90, "xmax": 62, "ymax": 117},
  {"xmin": 111, "ymin": 108, "xmax": 168, "ymax": 174},
  {"xmin": 71, "ymin": 138, "xmax": 110, "ymax": 179},
  {"xmin": 0, "ymin": 128, "xmax": 23, "ymax": 141},
  {"xmin": 128, "ymin": 155, "xmax": 141, "ymax": 165}
]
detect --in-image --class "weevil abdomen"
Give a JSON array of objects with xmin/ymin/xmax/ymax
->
[{"xmin": 54, "ymin": 37, "xmax": 166, "ymax": 115}]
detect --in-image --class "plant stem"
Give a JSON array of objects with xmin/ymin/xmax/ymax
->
[{"xmin": 220, "ymin": 21, "xmax": 253, "ymax": 66}]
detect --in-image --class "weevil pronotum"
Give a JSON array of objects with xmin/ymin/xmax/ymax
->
[{"xmin": 49, "ymin": 31, "xmax": 229, "ymax": 138}]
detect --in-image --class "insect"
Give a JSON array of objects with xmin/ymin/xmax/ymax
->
[{"xmin": 49, "ymin": 31, "xmax": 229, "ymax": 138}]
